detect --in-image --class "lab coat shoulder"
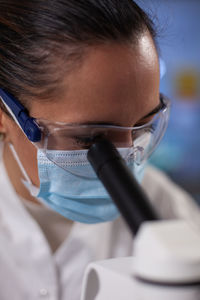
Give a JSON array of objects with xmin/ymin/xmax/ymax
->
[{"xmin": 142, "ymin": 165, "xmax": 200, "ymax": 221}]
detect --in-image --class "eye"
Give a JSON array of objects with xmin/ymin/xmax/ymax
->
[
  {"xmin": 73, "ymin": 133, "xmax": 106, "ymax": 149},
  {"xmin": 145, "ymin": 124, "xmax": 156, "ymax": 134},
  {"xmin": 132, "ymin": 124, "xmax": 156, "ymax": 141},
  {"xmin": 74, "ymin": 136, "xmax": 94, "ymax": 149}
]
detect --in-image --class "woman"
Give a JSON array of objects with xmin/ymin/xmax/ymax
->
[{"xmin": 0, "ymin": 1, "xmax": 198, "ymax": 299}]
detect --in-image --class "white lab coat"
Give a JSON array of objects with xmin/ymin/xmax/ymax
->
[{"xmin": 0, "ymin": 147, "xmax": 199, "ymax": 300}]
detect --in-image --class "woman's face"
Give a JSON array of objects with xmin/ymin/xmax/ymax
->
[{"xmin": 1, "ymin": 31, "xmax": 160, "ymax": 188}]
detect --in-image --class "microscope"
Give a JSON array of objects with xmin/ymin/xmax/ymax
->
[{"xmin": 81, "ymin": 139, "xmax": 200, "ymax": 300}]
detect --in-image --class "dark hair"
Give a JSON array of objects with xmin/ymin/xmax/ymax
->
[{"xmin": 0, "ymin": 0, "xmax": 156, "ymax": 108}]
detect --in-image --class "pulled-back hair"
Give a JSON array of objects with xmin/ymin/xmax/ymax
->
[{"xmin": 0, "ymin": 0, "xmax": 156, "ymax": 106}]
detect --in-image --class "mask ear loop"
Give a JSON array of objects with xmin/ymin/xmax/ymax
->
[{"xmin": 9, "ymin": 143, "xmax": 39, "ymax": 197}]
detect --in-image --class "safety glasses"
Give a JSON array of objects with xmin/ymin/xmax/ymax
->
[{"xmin": 0, "ymin": 88, "xmax": 170, "ymax": 173}]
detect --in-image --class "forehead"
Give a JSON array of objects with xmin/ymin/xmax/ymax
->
[{"xmin": 30, "ymin": 31, "xmax": 160, "ymax": 126}]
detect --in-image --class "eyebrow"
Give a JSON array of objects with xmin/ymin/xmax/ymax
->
[
  {"xmin": 74, "ymin": 121, "xmax": 121, "ymax": 126},
  {"xmin": 140, "ymin": 101, "xmax": 163, "ymax": 120},
  {"xmin": 77, "ymin": 99, "xmax": 163, "ymax": 127}
]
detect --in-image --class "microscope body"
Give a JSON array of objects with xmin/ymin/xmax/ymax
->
[
  {"xmin": 85, "ymin": 140, "xmax": 200, "ymax": 299},
  {"xmin": 81, "ymin": 220, "xmax": 200, "ymax": 300}
]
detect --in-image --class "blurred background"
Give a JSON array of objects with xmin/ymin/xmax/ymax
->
[{"xmin": 136, "ymin": 0, "xmax": 200, "ymax": 203}]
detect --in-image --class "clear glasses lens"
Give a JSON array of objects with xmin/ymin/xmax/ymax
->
[
  {"xmin": 132, "ymin": 104, "xmax": 169, "ymax": 164},
  {"xmin": 37, "ymin": 95, "xmax": 170, "ymax": 177}
]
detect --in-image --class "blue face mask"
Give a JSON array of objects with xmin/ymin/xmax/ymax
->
[{"xmin": 10, "ymin": 145, "xmax": 146, "ymax": 224}]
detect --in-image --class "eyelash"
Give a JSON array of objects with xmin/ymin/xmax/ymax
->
[
  {"xmin": 74, "ymin": 136, "xmax": 93, "ymax": 148},
  {"xmin": 74, "ymin": 132, "xmax": 109, "ymax": 149},
  {"xmin": 145, "ymin": 124, "xmax": 156, "ymax": 133},
  {"xmin": 74, "ymin": 133, "xmax": 105, "ymax": 148}
]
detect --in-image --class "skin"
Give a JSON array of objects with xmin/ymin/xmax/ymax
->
[{"xmin": 0, "ymin": 30, "xmax": 160, "ymax": 205}]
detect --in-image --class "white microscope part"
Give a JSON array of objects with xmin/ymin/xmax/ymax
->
[
  {"xmin": 81, "ymin": 220, "xmax": 200, "ymax": 300},
  {"xmin": 134, "ymin": 220, "xmax": 200, "ymax": 283}
]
